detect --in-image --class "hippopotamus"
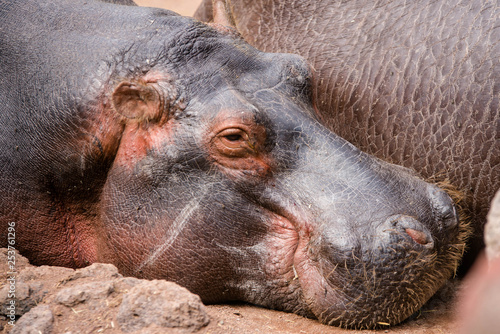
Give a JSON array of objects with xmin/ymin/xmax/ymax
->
[
  {"xmin": 195, "ymin": 0, "xmax": 500, "ymax": 268},
  {"xmin": 0, "ymin": 0, "xmax": 469, "ymax": 329}
]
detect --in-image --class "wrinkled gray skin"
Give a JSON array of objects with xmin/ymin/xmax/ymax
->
[
  {"xmin": 0, "ymin": 0, "xmax": 466, "ymax": 329},
  {"xmin": 195, "ymin": 0, "xmax": 500, "ymax": 268}
]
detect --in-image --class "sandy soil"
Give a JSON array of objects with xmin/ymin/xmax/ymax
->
[{"xmin": 201, "ymin": 298, "xmax": 461, "ymax": 334}]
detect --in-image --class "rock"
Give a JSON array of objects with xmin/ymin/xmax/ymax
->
[
  {"xmin": 18, "ymin": 265, "xmax": 75, "ymax": 282},
  {"xmin": 0, "ymin": 249, "xmax": 210, "ymax": 333},
  {"xmin": 0, "ymin": 263, "xmax": 75, "ymax": 319},
  {"xmin": 69, "ymin": 263, "xmax": 121, "ymax": 281},
  {"xmin": 54, "ymin": 281, "xmax": 115, "ymax": 307},
  {"xmin": 9, "ymin": 305, "xmax": 54, "ymax": 334},
  {"xmin": 117, "ymin": 280, "xmax": 210, "ymax": 333},
  {"xmin": 0, "ymin": 282, "xmax": 33, "ymax": 316}
]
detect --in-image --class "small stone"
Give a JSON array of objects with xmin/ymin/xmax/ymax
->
[
  {"xmin": 55, "ymin": 281, "xmax": 114, "ymax": 307},
  {"xmin": 117, "ymin": 280, "xmax": 209, "ymax": 332},
  {"xmin": 10, "ymin": 305, "xmax": 54, "ymax": 334},
  {"xmin": 70, "ymin": 263, "xmax": 121, "ymax": 281}
]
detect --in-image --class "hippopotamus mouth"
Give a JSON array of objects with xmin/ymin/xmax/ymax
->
[{"xmin": 262, "ymin": 199, "xmax": 468, "ymax": 328}]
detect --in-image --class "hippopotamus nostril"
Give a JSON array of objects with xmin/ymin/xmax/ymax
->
[
  {"xmin": 437, "ymin": 205, "xmax": 460, "ymax": 235},
  {"xmin": 427, "ymin": 184, "xmax": 460, "ymax": 231},
  {"xmin": 377, "ymin": 215, "xmax": 435, "ymax": 249},
  {"xmin": 405, "ymin": 228, "xmax": 431, "ymax": 246}
]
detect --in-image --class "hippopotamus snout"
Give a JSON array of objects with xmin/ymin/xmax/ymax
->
[
  {"xmin": 277, "ymin": 124, "xmax": 466, "ymax": 328},
  {"xmin": 305, "ymin": 186, "xmax": 463, "ymax": 327},
  {"xmin": 318, "ymin": 186, "xmax": 459, "ymax": 265},
  {"xmin": 375, "ymin": 185, "xmax": 459, "ymax": 250}
]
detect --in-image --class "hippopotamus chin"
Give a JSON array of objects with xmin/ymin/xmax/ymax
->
[{"xmin": 0, "ymin": 0, "xmax": 469, "ymax": 329}]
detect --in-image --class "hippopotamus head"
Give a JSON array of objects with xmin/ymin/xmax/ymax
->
[
  {"xmin": 0, "ymin": 0, "xmax": 468, "ymax": 329},
  {"xmin": 93, "ymin": 8, "xmax": 467, "ymax": 330}
]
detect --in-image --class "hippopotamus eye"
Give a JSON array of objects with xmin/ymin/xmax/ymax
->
[
  {"xmin": 208, "ymin": 119, "xmax": 270, "ymax": 174},
  {"xmin": 224, "ymin": 133, "xmax": 243, "ymax": 142},
  {"xmin": 208, "ymin": 124, "xmax": 271, "ymax": 175},
  {"xmin": 215, "ymin": 128, "xmax": 253, "ymax": 156}
]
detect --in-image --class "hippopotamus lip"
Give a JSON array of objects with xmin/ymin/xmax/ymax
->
[
  {"xmin": 282, "ymin": 211, "xmax": 465, "ymax": 328},
  {"xmin": 290, "ymin": 228, "xmax": 344, "ymax": 321},
  {"xmin": 263, "ymin": 206, "xmax": 341, "ymax": 317}
]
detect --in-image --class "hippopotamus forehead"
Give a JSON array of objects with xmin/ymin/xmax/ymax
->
[
  {"xmin": 181, "ymin": 34, "xmax": 311, "ymax": 97},
  {"xmin": 230, "ymin": 52, "xmax": 312, "ymax": 95}
]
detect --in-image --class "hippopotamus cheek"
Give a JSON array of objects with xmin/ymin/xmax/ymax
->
[{"xmin": 237, "ymin": 213, "xmax": 309, "ymax": 306}]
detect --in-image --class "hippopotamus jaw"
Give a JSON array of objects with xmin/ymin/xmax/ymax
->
[
  {"xmin": 287, "ymin": 212, "xmax": 466, "ymax": 329},
  {"xmin": 220, "ymin": 193, "xmax": 464, "ymax": 329}
]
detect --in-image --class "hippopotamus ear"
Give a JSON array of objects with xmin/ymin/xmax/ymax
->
[
  {"xmin": 212, "ymin": 0, "xmax": 236, "ymax": 28},
  {"xmin": 112, "ymin": 81, "xmax": 162, "ymax": 122}
]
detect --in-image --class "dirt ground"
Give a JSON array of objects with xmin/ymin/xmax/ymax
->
[{"xmin": 201, "ymin": 293, "xmax": 462, "ymax": 334}]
